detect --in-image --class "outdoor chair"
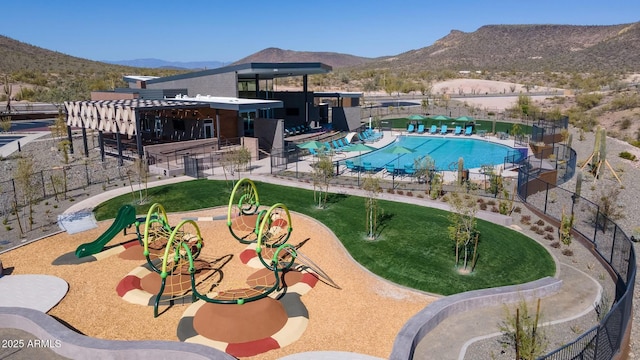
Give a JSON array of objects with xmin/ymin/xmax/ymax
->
[
  {"xmin": 345, "ymin": 160, "xmax": 357, "ymax": 173},
  {"xmin": 454, "ymin": 126, "xmax": 462, "ymax": 135},
  {"xmin": 465, "ymin": 126, "xmax": 473, "ymax": 136},
  {"xmin": 385, "ymin": 163, "xmax": 399, "ymax": 176},
  {"xmin": 363, "ymin": 162, "xmax": 375, "ymax": 173},
  {"xmin": 440, "ymin": 125, "xmax": 448, "ymax": 135},
  {"xmin": 366, "ymin": 128, "xmax": 382, "ymax": 141},
  {"xmin": 429, "ymin": 125, "xmax": 438, "ymax": 134},
  {"xmin": 403, "ymin": 163, "xmax": 416, "ymax": 177},
  {"xmin": 407, "ymin": 124, "xmax": 415, "ymax": 133},
  {"xmin": 417, "ymin": 124, "xmax": 425, "ymax": 134}
]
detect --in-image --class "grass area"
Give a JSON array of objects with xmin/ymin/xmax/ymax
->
[
  {"xmin": 382, "ymin": 117, "xmax": 532, "ymax": 135},
  {"xmin": 94, "ymin": 179, "xmax": 555, "ymax": 296}
]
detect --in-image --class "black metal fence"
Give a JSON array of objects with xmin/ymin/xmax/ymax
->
[
  {"xmin": 517, "ymin": 150, "xmax": 635, "ymax": 359},
  {"xmin": 0, "ymin": 160, "xmax": 130, "ymax": 218}
]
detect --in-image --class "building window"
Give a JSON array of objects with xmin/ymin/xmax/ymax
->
[{"xmin": 172, "ymin": 119, "xmax": 185, "ymax": 131}]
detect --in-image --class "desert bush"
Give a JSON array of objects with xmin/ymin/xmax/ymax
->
[
  {"xmin": 562, "ymin": 248, "xmax": 574, "ymax": 256},
  {"xmin": 535, "ymin": 219, "xmax": 545, "ymax": 226},
  {"xmin": 575, "ymin": 92, "xmax": 603, "ymax": 109},
  {"xmin": 479, "ymin": 202, "xmax": 488, "ymax": 210},
  {"xmin": 396, "ymin": 190, "xmax": 404, "ymax": 195},
  {"xmin": 513, "ymin": 206, "xmax": 521, "ymax": 213},
  {"xmin": 530, "ymin": 225, "xmax": 540, "ymax": 232},
  {"xmin": 520, "ymin": 215, "xmax": 532, "ymax": 225},
  {"xmin": 491, "ymin": 206, "xmax": 499, "ymax": 213},
  {"xmin": 619, "ymin": 151, "xmax": 637, "ymax": 161},
  {"xmin": 477, "ymin": 198, "xmax": 485, "ymax": 204},
  {"xmin": 544, "ymin": 233, "xmax": 554, "ymax": 241},
  {"xmin": 387, "ymin": 188, "xmax": 395, "ymax": 194},
  {"xmin": 544, "ymin": 225, "xmax": 554, "ymax": 233},
  {"xmin": 550, "ymin": 241, "xmax": 561, "ymax": 248},
  {"xmin": 406, "ymin": 191, "xmax": 413, "ymax": 197},
  {"xmin": 487, "ymin": 199, "xmax": 496, "ymax": 206}
]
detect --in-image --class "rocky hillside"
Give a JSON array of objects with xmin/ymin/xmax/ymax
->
[{"xmin": 365, "ymin": 23, "xmax": 640, "ymax": 72}]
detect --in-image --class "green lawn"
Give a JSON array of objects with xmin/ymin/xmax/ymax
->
[{"xmin": 95, "ymin": 179, "xmax": 555, "ymax": 296}]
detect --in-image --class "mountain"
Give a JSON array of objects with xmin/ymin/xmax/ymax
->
[
  {"xmin": 102, "ymin": 58, "xmax": 225, "ymax": 70},
  {"xmin": 232, "ymin": 47, "xmax": 372, "ymax": 69},
  {"xmin": 366, "ymin": 23, "xmax": 640, "ymax": 72}
]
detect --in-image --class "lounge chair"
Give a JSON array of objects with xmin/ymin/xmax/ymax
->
[
  {"xmin": 385, "ymin": 163, "xmax": 398, "ymax": 176},
  {"xmin": 417, "ymin": 124, "xmax": 425, "ymax": 134},
  {"xmin": 363, "ymin": 161, "xmax": 375, "ymax": 173},
  {"xmin": 464, "ymin": 126, "xmax": 473, "ymax": 136},
  {"xmin": 407, "ymin": 124, "xmax": 415, "ymax": 133},
  {"xmin": 454, "ymin": 126, "xmax": 462, "ymax": 135},
  {"xmin": 440, "ymin": 125, "xmax": 448, "ymax": 135},
  {"xmin": 366, "ymin": 128, "xmax": 382, "ymax": 141},
  {"xmin": 332, "ymin": 139, "xmax": 344, "ymax": 151},
  {"xmin": 429, "ymin": 125, "xmax": 438, "ymax": 134},
  {"xmin": 309, "ymin": 148, "xmax": 319, "ymax": 157},
  {"xmin": 345, "ymin": 160, "xmax": 356, "ymax": 173},
  {"xmin": 403, "ymin": 163, "xmax": 416, "ymax": 177}
]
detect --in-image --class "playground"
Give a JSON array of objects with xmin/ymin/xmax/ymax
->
[{"xmin": 0, "ymin": 179, "xmax": 434, "ymax": 359}]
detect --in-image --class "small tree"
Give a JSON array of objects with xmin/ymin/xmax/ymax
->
[
  {"xmin": 499, "ymin": 299, "xmax": 547, "ymax": 359},
  {"xmin": 311, "ymin": 154, "xmax": 334, "ymax": 208},
  {"xmin": 362, "ymin": 175, "xmax": 382, "ymax": 240},
  {"xmin": 14, "ymin": 157, "xmax": 37, "ymax": 232},
  {"xmin": 413, "ymin": 155, "xmax": 436, "ymax": 193},
  {"xmin": 594, "ymin": 184, "xmax": 624, "ymax": 233},
  {"xmin": 481, "ymin": 164, "xmax": 503, "ymax": 197},
  {"xmin": 132, "ymin": 158, "xmax": 150, "ymax": 205},
  {"xmin": 51, "ymin": 111, "xmax": 67, "ymax": 139},
  {"xmin": 221, "ymin": 147, "xmax": 252, "ymax": 186},
  {"xmin": 58, "ymin": 140, "xmax": 71, "ymax": 164},
  {"xmin": 447, "ymin": 190, "xmax": 479, "ymax": 272},
  {"xmin": 559, "ymin": 207, "xmax": 574, "ymax": 247}
]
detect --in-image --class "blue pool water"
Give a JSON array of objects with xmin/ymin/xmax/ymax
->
[{"xmin": 346, "ymin": 136, "xmax": 525, "ymax": 171}]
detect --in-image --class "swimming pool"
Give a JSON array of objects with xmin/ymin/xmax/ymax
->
[{"xmin": 345, "ymin": 136, "xmax": 526, "ymax": 171}]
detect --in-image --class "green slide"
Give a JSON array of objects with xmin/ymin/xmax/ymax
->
[{"xmin": 75, "ymin": 205, "xmax": 137, "ymax": 258}]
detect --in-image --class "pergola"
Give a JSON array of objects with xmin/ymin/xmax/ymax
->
[{"xmin": 64, "ymin": 96, "xmax": 282, "ymax": 164}]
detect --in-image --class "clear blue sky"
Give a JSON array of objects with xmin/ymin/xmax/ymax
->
[{"xmin": 1, "ymin": 0, "xmax": 638, "ymax": 63}]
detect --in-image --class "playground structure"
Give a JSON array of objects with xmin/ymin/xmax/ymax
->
[
  {"xmin": 130, "ymin": 202, "xmax": 302, "ymax": 317},
  {"xmin": 74, "ymin": 204, "xmax": 139, "ymax": 258}
]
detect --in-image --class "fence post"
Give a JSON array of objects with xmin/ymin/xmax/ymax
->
[
  {"xmin": 85, "ymin": 163, "xmax": 90, "ymax": 185},
  {"xmin": 611, "ymin": 225, "xmax": 617, "ymax": 264},
  {"xmin": 543, "ymin": 182, "xmax": 549, "ymax": 214},
  {"xmin": 40, "ymin": 170, "xmax": 46, "ymax": 198},
  {"xmin": 11, "ymin": 179, "xmax": 17, "ymax": 208},
  {"xmin": 593, "ymin": 206, "xmax": 599, "ymax": 245}
]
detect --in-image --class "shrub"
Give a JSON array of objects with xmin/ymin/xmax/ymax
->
[
  {"xmin": 479, "ymin": 202, "xmax": 488, "ymax": 210},
  {"xmin": 544, "ymin": 233, "xmax": 554, "ymax": 241},
  {"xmin": 535, "ymin": 219, "xmax": 545, "ymax": 226},
  {"xmin": 487, "ymin": 200, "xmax": 496, "ymax": 206},
  {"xmin": 544, "ymin": 225, "xmax": 554, "ymax": 232},
  {"xmin": 396, "ymin": 190, "xmax": 404, "ymax": 195},
  {"xmin": 477, "ymin": 198, "xmax": 485, "ymax": 204},
  {"xmin": 513, "ymin": 206, "xmax": 521, "ymax": 213},
  {"xmin": 619, "ymin": 151, "xmax": 637, "ymax": 161},
  {"xmin": 491, "ymin": 206, "xmax": 499, "ymax": 213},
  {"xmin": 387, "ymin": 188, "xmax": 395, "ymax": 194},
  {"xmin": 562, "ymin": 248, "xmax": 574, "ymax": 256},
  {"xmin": 530, "ymin": 225, "xmax": 540, "ymax": 232},
  {"xmin": 406, "ymin": 191, "xmax": 413, "ymax": 197},
  {"xmin": 417, "ymin": 194, "xmax": 424, "ymax": 199},
  {"xmin": 550, "ymin": 241, "xmax": 561, "ymax": 248},
  {"xmin": 5, "ymin": 225, "xmax": 11, "ymax": 231},
  {"xmin": 536, "ymin": 228, "xmax": 545, "ymax": 235},
  {"xmin": 520, "ymin": 215, "xmax": 531, "ymax": 225}
]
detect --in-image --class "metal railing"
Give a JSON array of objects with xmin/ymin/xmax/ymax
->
[{"xmin": 517, "ymin": 145, "xmax": 634, "ymax": 359}]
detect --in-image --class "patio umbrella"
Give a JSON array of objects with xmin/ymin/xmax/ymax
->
[
  {"xmin": 455, "ymin": 116, "xmax": 474, "ymax": 122},
  {"xmin": 296, "ymin": 140, "xmax": 326, "ymax": 150},
  {"xmin": 430, "ymin": 115, "xmax": 453, "ymax": 121},
  {"xmin": 407, "ymin": 114, "xmax": 428, "ymax": 121},
  {"xmin": 383, "ymin": 145, "xmax": 416, "ymax": 169}
]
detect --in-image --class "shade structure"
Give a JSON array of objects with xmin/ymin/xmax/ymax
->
[
  {"xmin": 455, "ymin": 116, "xmax": 474, "ymax": 122},
  {"xmin": 383, "ymin": 145, "xmax": 416, "ymax": 169},
  {"xmin": 297, "ymin": 140, "xmax": 326, "ymax": 150},
  {"xmin": 430, "ymin": 115, "xmax": 453, "ymax": 121},
  {"xmin": 407, "ymin": 114, "xmax": 428, "ymax": 121}
]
